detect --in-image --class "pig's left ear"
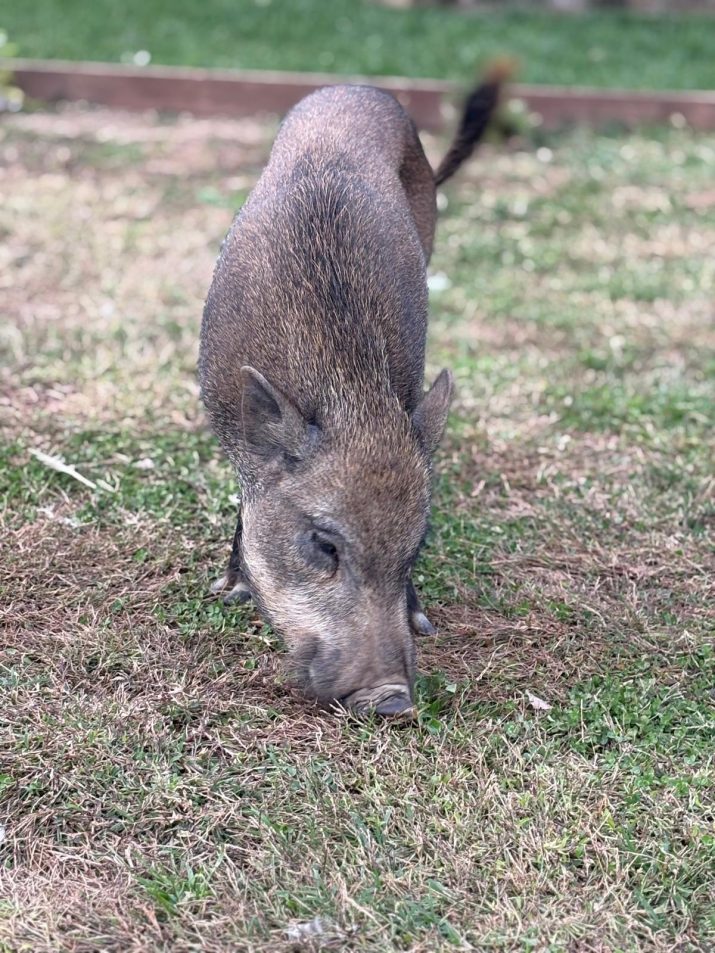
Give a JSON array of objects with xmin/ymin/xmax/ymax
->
[
  {"xmin": 239, "ymin": 366, "xmax": 315, "ymax": 461},
  {"xmin": 412, "ymin": 368, "xmax": 454, "ymax": 455}
]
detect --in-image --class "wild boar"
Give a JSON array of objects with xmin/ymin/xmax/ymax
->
[{"xmin": 199, "ymin": 67, "xmax": 508, "ymax": 715}]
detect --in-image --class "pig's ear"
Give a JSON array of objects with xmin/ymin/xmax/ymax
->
[
  {"xmin": 412, "ymin": 368, "xmax": 453, "ymax": 455},
  {"xmin": 239, "ymin": 366, "xmax": 314, "ymax": 460}
]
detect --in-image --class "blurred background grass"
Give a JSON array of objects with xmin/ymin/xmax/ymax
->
[{"xmin": 1, "ymin": 0, "xmax": 714, "ymax": 89}]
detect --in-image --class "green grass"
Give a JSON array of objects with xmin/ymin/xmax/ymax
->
[
  {"xmin": 1, "ymin": 105, "xmax": 714, "ymax": 951},
  {"xmin": 2, "ymin": 0, "xmax": 715, "ymax": 90}
]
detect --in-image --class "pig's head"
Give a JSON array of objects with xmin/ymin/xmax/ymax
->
[{"xmin": 236, "ymin": 365, "xmax": 453, "ymax": 715}]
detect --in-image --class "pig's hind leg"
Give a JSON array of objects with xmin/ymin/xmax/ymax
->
[
  {"xmin": 210, "ymin": 510, "xmax": 252, "ymax": 605},
  {"xmin": 407, "ymin": 578, "xmax": 436, "ymax": 636}
]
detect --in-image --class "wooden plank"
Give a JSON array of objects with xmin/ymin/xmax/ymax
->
[
  {"xmin": 9, "ymin": 60, "xmax": 451, "ymax": 130},
  {"xmin": 514, "ymin": 84, "xmax": 715, "ymax": 129},
  {"xmin": 8, "ymin": 59, "xmax": 715, "ymax": 131}
]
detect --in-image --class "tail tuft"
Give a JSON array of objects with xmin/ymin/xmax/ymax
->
[
  {"xmin": 483, "ymin": 56, "xmax": 519, "ymax": 86},
  {"xmin": 434, "ymin": 58, "xmax": 517, "ymax": 188}
]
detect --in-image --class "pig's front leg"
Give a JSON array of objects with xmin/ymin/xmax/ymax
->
[
  {"xmin": 407, "ymin": 578, "xmax": 436, "ymax": 636},
  {"xmin": 210, "ymin": 509, "xmax": 252, "ymax": 605}
]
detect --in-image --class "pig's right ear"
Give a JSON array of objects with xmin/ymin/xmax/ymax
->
[
  {"xmin": 411, "ymin": 368, "xmax": 454, "ymax": 455},
  {"xmin": 239, "ymin": 366, "xmax": 315, "ymax": 461}
]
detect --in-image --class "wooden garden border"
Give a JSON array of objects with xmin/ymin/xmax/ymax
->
[{"xmin": 8, "ymin": 59, "xmax": 715, "ymax": 130}]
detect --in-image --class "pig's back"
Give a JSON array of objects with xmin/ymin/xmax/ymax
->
[
  {"xmin": 263, "ymin": 85, "xmax": 417, "ymax": 191},
  {"xmin": 200, "ymin": 85, "xmax": 435, "ymax": 447}
]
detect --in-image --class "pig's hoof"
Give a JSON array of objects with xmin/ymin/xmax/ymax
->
[
  {"xmin": 210, "ymin": 572, "xmax": 252, "ymax": 605},
  {"xmin": 223, "ymin": 581, "xmax": 252, "ymax": 605},
  {"xmin": 410, "ymin": 610, "xmax": 436, "ymax": 637}
]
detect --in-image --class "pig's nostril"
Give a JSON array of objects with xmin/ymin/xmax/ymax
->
[
  {"xmin": 341, "ymin": 683, "xmax": 415, "ymax": 718},
  {"xmin": 374, "ymin": 691, "xmax": 415, "ymax": 717}
]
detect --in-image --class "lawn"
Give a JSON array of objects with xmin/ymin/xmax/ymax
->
[
  {"xmin": 1, "ymin": 105, "xmax": 714, "ymax": 951},
  {"xmin": 2, "ymin": 0, "xmax": 715, "ymax": 91}
]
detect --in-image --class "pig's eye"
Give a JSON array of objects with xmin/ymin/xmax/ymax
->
[{"xmin": 308, "ymin": 531, "xmax": 339, "ymax": 573}]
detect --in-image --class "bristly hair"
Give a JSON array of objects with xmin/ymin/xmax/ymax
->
[{"xmin": 434, "ymin": 58, "xmax": 516, "ymax": 188}]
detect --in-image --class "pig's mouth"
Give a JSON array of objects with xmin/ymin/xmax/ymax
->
[{"xmin": 341, "ymin": 683, "xmax": 416, "ymax": 719}]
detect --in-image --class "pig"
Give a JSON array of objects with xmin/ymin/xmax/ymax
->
[{"xmin": 199, "ymin": 66, "xmax": 509, "ymax": 716}]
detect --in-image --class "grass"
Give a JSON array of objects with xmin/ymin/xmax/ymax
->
[
  {"xmin": 1, "ymin": 104, "xmax": 714, "ymax": 951},
  {"xmin": 2, "ymin": 0, "xmax": 715, "ymax": 91}
]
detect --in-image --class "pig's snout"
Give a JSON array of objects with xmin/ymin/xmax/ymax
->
[
  {"xmin": 341, "ymin": 683, "xmax": 415, "ymax": 719},
  {"xmin": 295, "ymin": 594, "xmax": 417, "ymax": 719},
  {"xmin": 374, "ymin": 690, "xmax": 415, "ymax": 717},
  {"xmin": 304, "ymin": 638, "xmax": 415, "ymax": 718}
]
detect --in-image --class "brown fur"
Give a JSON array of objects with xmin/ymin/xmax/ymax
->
[{"xmin": 199, "ymin": 77, "xmax": 504, "ymax": 712}]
